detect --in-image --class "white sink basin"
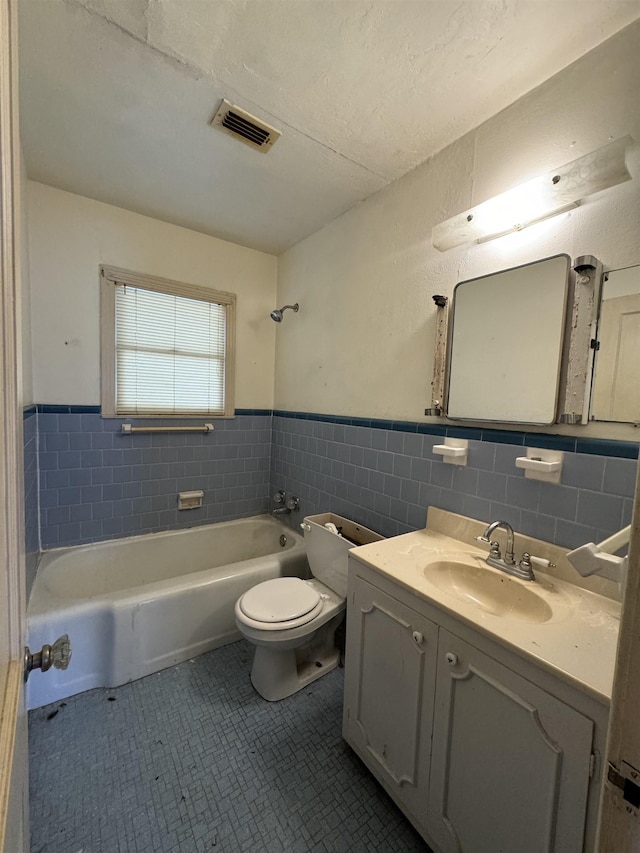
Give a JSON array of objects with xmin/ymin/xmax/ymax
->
[{"xmin": 422, "ymin": 559, "xmax": 553, "ymax": 623}]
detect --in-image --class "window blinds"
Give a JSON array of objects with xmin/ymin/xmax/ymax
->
[{"xmin": 115, "ymin": 284, "xmax": 227, "ymax": 415}]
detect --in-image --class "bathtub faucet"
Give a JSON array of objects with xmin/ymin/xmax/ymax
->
[
  {"xmin": 272, "ymin": 506, "xmax": 291, "ymax": 517},
  {"xmin": 271, "ymin": 491, "xmax": 300, "ymax": 517}
]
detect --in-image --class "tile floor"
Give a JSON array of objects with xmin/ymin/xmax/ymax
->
[{"xmin": 29, "ymin": 641, "xmax": 432, "ymax": 853}]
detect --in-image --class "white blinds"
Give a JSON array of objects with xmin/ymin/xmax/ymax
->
[{"xmin": 115, "ymin": 284, "xmax": 227, "ymax": 415}]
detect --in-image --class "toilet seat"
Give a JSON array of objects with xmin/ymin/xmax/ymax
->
[{"xmin": 237, "ymin": 577, "xmax": 326, "ymax": 631}]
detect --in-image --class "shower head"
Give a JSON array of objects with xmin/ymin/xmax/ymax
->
[{"xmin": 270, "ymin": 303, "xmax": 299, "ymax": 322}]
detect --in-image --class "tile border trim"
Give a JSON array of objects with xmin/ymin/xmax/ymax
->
[
  {"xmin": 36, "ymin": 404, "xmax": 101, "ymax": 414},
  {"xmin": 23, "ymin": 406, "xmax": 640, "ymax": 460},
  {"xmin": 32, "ymin": 405, "xmax": 271, "ymax": 417},
  {"xmin": 272, "ymin": 410, "xmax": 639, "ymax": 460}
]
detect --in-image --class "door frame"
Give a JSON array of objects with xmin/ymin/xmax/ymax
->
[
  {"xmin": 1, "ymin": 0, "xmax": 639, "ymax": 849},
  {"xmin": 0, "ymin": 0, "xmax": 28, "ymax": 848},
  {"xmin": 597, "ymin": 458, "xmax": 640, "ymax": 850}
]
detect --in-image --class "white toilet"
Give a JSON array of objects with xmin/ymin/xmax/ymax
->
[{"xmin": 235, "ymin": 513, "xmax": 383, "ymax": 701}]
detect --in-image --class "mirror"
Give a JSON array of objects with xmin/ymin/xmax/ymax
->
[
  {"xmin": 446, "ymin": 255, "xmax": 570, "ymax": 424},
  {"xmin": 591, "ymin": 264, "xmax": 640, "ymax": 424}
]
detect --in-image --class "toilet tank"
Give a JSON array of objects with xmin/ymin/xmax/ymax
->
[{"xmin": 302, "ymin": 513, "xmax": 384, "ymax": 599}]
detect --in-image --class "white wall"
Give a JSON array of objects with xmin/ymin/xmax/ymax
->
[
  {"xmin": 275, "ymin": 20, "xmax": 640, "ymax": 441},
  {"xmin": 28, "ymin": 182, "xmax": 277, "ymax": 408}
]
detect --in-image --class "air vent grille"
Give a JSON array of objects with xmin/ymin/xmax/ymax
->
[
  {"xmin": 210, "ymin": 100, "xmax": 281, "ymax": 152},
  {"xmin": 223, "ymin": 111, "xmax": 270, "ymax": 146}
]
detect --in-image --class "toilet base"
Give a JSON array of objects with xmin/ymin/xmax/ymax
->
[{"xmin": 249, "ymin": 614, "xmax": 342, "ymax": 702}]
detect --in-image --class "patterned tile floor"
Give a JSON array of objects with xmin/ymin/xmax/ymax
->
[{"xmin": 29, "ymin": 641, "xmax": 432, "ymax": 853}]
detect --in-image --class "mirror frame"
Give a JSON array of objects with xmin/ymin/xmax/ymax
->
[
  {"xmin": 590, "ymin": 263, "xmax": 640, "ymax": 425},
  {"xmin": 426, "ymin": 254, "xmax": 604, "ymax": 428},
  {"xmin": 445, "ymin": 253, "xmax": 571, "ymax": 426}
]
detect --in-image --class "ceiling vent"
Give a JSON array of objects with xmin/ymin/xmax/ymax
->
[{"xmin": 210, "ymin": 100, "xmax": 281, "ymax": 153}]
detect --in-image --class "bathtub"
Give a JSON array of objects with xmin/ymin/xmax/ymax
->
[{"xmin": 26, "ymin": 515, "xmax": 308, "ymax": 710}]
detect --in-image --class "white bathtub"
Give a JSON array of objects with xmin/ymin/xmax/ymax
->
[{"xmin": 26, "ymin": 515, "xmax": 308, "ymax": 710}]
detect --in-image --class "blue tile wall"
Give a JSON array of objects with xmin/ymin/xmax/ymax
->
[
  {"xmin": 37, "ymin": 411, "xmax": 271, "ymax": 548},
  {"xmin": 23, "ymin": 408, "xmax": 39, "ymax": 595},
  {"xmin": 271, "ymin": 414, "xmax": 638, "ymax": 549},
  {"xmin": 25, "ymin": 406, "xmax": 639, "ymax": 554}
]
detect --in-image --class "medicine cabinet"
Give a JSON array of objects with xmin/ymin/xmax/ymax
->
[
  {"xmin": 429, "ymin": 254, "xmax": 603, "ymax": 427},
  {"xmin": 590, "ymin": 263, "xmax": 640, "ymax": 424},
  {"xmin": 446, "ymin": 255, "xmax": 569, "ymax": 424}
]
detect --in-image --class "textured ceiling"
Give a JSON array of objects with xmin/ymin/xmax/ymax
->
[{"xmin": 18, "ymin": 0, "xmax": 640, "ymax": 254}]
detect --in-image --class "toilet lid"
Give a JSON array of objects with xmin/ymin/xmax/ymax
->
[{"xmin": 239, "ymin": 577, "xmax": 321, "ymax": 623}]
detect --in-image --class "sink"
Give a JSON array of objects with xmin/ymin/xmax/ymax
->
[{"xmin": 422, "ymin": 559, "xmax": 553, "ymax": 623}]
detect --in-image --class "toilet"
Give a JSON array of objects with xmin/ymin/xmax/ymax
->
[{"xmin": 235, "ymin": 513, "xmax": 383, "ymax": 701}]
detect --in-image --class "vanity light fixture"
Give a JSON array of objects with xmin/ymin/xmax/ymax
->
[{"xmin": 432, "ymin": 136, "xmax": 632, "ymax": 252}]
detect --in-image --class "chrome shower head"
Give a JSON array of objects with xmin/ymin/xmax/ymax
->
[{"xmin": 270, "ymin": 303, "xmax": 299, "ymax": 322}]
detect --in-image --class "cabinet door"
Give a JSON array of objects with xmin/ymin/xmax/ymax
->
[
  {"xmin": 343, "ymin": 576, "xmax": 439, "ymax": 819},
  {"xmin": 429, "ymin": 630, "xmax": 594, "ymax": 853}
]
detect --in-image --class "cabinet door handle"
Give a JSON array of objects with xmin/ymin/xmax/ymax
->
[
  {"xmin": 412, "ymin": 631, "xmax": 424, "ymax": 646},
  {"xmin": 445, "ymin": 652, "xmax": 458, "ymax": 666}
]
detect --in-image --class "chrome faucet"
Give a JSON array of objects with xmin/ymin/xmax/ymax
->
[
  {"xmin": 272, "ymin": 506, "xmax": 291, "ymax": 517},
  {"xmin": 480, "ymin": 520, "xmax": 516, "ymax": 565},
  {"xmin": 271, "ymin": 491, "xmax": 300, "ymax": 517},
  {"xmin": 475, "ymin": 520, "xmax": 536, "ymax": 581},
  {"xmin": 475, "ymin": 521, "xmax": 556, "ymax": 582}
]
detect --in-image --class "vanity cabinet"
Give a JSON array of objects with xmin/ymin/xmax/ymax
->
[
  {"xmin": 343, "ymin": 560, "xmax": 605, "ymax": 853},
  {"xmin": 428, "ymin": 629, "xmax": 593, "ymax": 853},
  {"xmin": 342, "ymin": 577, "xmax": 439, "ymax": 820}
]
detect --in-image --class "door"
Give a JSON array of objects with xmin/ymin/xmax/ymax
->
[
  {"xmin": 591, "ymin": 292, "xmax": 640, "ymax": 422},
  {"xmin": 0, "ymin": 0, "xmax": 29, "ymax": 848},
  {"xmin": 343, "ymin": 574, "xmax": 438, "ymax": 823},
  {"xmin": 428, "ymin": 630, "xmax": 593, "ymax": 853}
]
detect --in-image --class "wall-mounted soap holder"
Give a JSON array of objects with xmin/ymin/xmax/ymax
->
[
  {"xmin": 515, "ymin": 448, "xmax": 563, "ymax": 483},
  {"xmin": 433, "ymin": 438, "xmax": 468, "ymax": 466},
  {"xmin": 178, "ymin": 490, "xmax": 204, "ymax": 510}
]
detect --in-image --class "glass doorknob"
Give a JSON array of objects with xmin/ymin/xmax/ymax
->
[{"xmin": 24, "ymin": 634, "xmax": 72, "ymax": 682}]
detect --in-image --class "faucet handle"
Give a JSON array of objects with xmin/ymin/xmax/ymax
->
[
  {"xmin": 475, "ymin": 536, "xmax": 502, "ymax": 560},
  {"xmin": 273, "ymin": 490, "xmax": 285, "ymax": 505},
  {"xmin": 520, "ymin": 552, "xmax": 556, "ymax": 570},
  {"xmin": 488, "ymin": 540, "xmax": 502, "ymax": 560}
]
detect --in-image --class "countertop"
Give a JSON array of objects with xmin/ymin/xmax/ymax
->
[{"xmin": 350, "ymin": 525, "xmax": 620, "ymax": 704}]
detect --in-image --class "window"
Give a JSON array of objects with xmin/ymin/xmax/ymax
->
[{"xmin": 100, "ymin": 266, "xmax": 236, "ymax": 417}]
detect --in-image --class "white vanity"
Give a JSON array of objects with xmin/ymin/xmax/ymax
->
[{"xmin": 343, "ymin": 508, "xmax": 620, "ymax": 853}]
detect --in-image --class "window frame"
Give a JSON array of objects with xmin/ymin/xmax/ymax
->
[{"xmin": 100, "ymin": 265, "xmax": 236, "ymax": 418}]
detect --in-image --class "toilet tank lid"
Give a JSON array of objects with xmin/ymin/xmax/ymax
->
[{"xmin": 240, "ymin": 577, "xmax": 320, "ymax": 623}]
